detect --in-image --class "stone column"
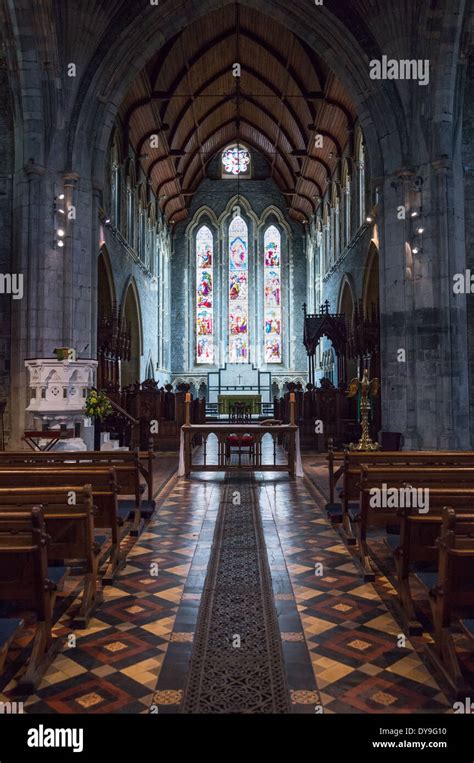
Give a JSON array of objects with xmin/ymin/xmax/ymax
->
[
  {"xmin": 9, "ymin": 163, "xmax": 47, "ymax": 448},
  {"xmin": 62, "ymin": 172, "xmax": 79, "ymax": 347},
  {"xmin": 379, "ymin": 163, "xmax": 470, "ymax": 449}
]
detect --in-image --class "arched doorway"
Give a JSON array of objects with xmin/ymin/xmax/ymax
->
[{"xmin": 121, "ymin": 279, "xmax": 142, "ymax": 388}]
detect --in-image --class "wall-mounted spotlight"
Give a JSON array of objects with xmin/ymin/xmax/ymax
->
[{"xmin": 54, "ymin": 190, "xmax": 67, "ymax": 248}]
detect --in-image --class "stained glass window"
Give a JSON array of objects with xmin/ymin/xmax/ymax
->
[
  {"xmin": 196, "ymin": 225, "xmax": 214, "ymax": 364},
  {"xmin": 222, "ymin": 145, "xmax": 251, "ymax": 176},
  {"xmin": 264, "ymin": 226, "xmax": 282, "ymax": 363},
  {"xmin": 228, "ymin": 216, "xmax": 249, "ymax": 363}
]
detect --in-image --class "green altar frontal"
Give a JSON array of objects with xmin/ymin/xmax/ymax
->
[{"xmin": 218, "ymin": 394, "xmax": 262, "ymax": 415}]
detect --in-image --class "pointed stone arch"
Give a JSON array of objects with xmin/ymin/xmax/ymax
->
[
  {"xmin": 97, "ymin": 245, "xmax": 116, "ymax": 319},
  {"xmin": 258, "ymin": 205, "xmax": 292, "ymax": 237},
  {"xmin": 338, "ymin": 276, "xmax": 357, "ymax": 381},
  {"xmin": 186, "ymin": 205, "xmax": 219, "ymax": 238},
  {"xmin": 121, "ymin": 277, "xmax": 143, "ymax": 387},
  {"xmin": 337, "ymin": 276, "xmax": 355, "ymax": 330},
  {"xmin": 218, "ymin": 194, "xmax": 259, "ymax": 230},
  {"xmin": 362, "ymin": 241, "xmax": 380, "ymax": 321}
]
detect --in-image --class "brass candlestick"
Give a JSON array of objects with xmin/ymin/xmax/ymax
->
[{"xmin": 346, "ymin": 368, "xmax": 380, "ymax": 451}]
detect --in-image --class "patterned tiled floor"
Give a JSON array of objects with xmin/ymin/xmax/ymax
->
[
  {"xmin": 1, "ymin": 449, "xmax": 470, "ymax": 713},
  {"xmin": 260, "ymin": 474, "xmax": 451, "ymax": 713}
]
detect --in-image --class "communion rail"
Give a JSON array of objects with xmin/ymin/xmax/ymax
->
[{"xmin": 180, "ymin": 423, "xmax": 299, "ymax": 478}]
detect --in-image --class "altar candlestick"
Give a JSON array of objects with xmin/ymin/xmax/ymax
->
[
  {"xmin": 185, "ymin": 392, "xmax": 191, "ymax": 425},
  {"xmin": 289, "ymin": 392, "xmax": 296, "ymax": 425}
]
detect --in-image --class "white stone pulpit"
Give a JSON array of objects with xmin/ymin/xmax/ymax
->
[{"xmin": 24, "ymin": 358, "xmax": 98, "ymax": 450}]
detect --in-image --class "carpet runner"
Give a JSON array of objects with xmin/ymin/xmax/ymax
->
[{"xmin": 181, "ymin": 474, "xmax": 291, "ymax": 713}]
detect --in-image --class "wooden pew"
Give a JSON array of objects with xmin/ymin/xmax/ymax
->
[
  {"xmin": 0, "ymin": 485, "xmax": 102, "ymax": 627},
  {"xmin": 0, "ymin": 508, "xmax": 65, "ymax": 690},
  {"xmin": 393, "ymin": 489, "xmax": 474, "ymax": 634},
  {"xmin": 0, "ymin": 449, "xmax": 156, "ymax": 503},
  {"xmin": 326, "ymin": 450, "xmax": 474, "ymax": 529},
  {"xmin": 0, "ymin": 618, "xmax": 24, "ymax": 676},
  {"xmin": 343, "ymin": 462, "xmax": 474, "ymax": 543},
  {"xmin": 0, "ymin": 462, "xmax": 144, "ymax": 535},
  {"xmin": 422, "ymin": 508, "xmax": 474, "ymax": 695},
  {"xmin": 352, "ymin": 467, "xmax": 474, "ymax": 580},
  {"xmin": 0, "ymin": 467, "xmax": 125, "ymax": 584}
]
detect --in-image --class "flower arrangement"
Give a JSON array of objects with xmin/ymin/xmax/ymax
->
[
  {"xmin": 53, "ymin": 347, "xmax": 76, "ymax": 361},
  {"xmin": 84, "ymin": 388, "xmax": 113, "ymax": 419}
]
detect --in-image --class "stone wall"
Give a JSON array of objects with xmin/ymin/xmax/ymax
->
[
  {"xmin": 100, "ymin": 229, "xmax": 161, "ymax": 385},
  {"xmin": 463, "ymin": 50, "xmax": 474, "ymax": 444}
]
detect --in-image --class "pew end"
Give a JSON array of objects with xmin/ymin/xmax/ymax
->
[
  {"xmin": 421, "ymin": 508, "xmax": 474, "ymax": 697},
  {"xmin": 0, "ymin": 508, "xmax": 66, "ymax": 692}
]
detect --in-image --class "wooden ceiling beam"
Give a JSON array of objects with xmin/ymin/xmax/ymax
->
[
  {"xmin": 306, "ymin": 92, "xmax": 354, "ymax": 129},
  {"xmin": 136, "ymin": 127, "xmax": 170, "ymax": 156},
  {"xmin": 303, "ymin": 155, "xmax": 332, "ymax": 178},
  {"xmin": 164, "ymin": 63, "xmax": 309, "ymax": 149},
  {"xmin": 154, "ymin": 24, "xmax": 314, "ymax": 115},
  {"xmin": 168, "ymin": 92, "xmax": 301, "ymax": 164}
]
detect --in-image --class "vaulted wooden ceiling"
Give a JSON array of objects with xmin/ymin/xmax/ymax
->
[{"xmin": 117, "ymin": 4, "xmax": 357, "ymax": 225}]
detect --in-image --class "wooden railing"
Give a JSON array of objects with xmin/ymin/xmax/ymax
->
[
  {"xmin": 205, "ymin": 400, "xmax": 275, "ymax": 419},
  {"xmin": 181, "ymin": 423, "xmax": 298, "ymax": 477},
  {"xmin": 181, "ymin": 394, "xmax": 298, "ymax": 478},
  {"xmin": 108, "ymin": 396, "xmax": 139, "ymax": 425},
  {"xmin": 104, "ymin": 395, "xmax": 140, "ymax": 448}
]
